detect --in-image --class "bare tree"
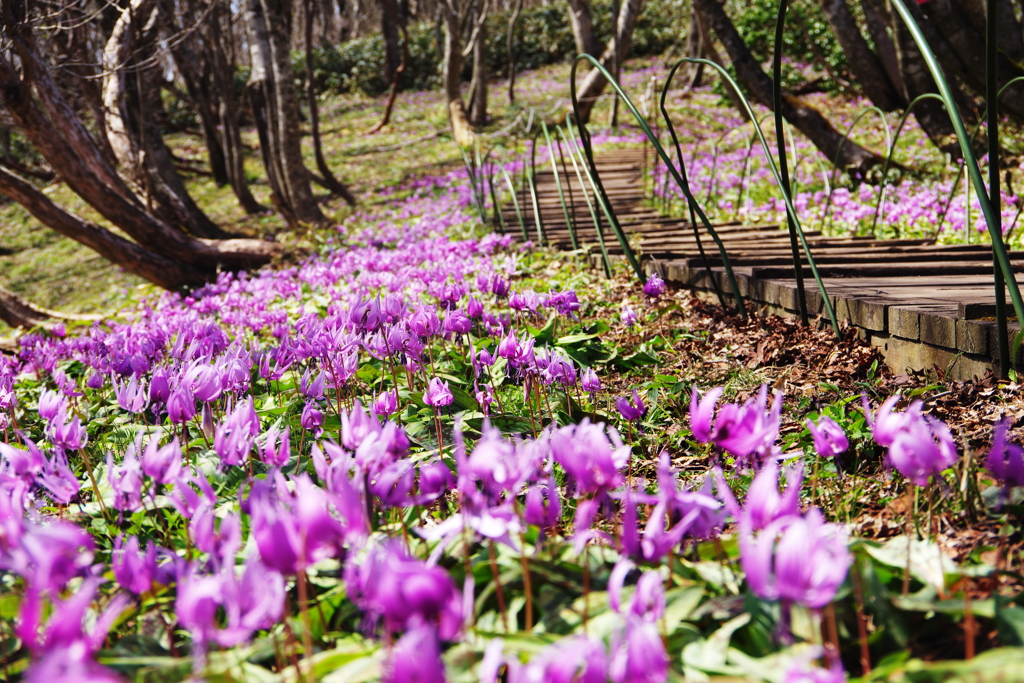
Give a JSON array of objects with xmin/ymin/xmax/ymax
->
[
  {"xmin": 244, "ymin": 0, "xmax": 329, "ymax": 224},
  {"xmin": 439, "ymin": 0, "xmax": 488, "ymax": 144},
  {"xmin": 568, "ymin": 0, "xmax": 644, "ymax": 124},
  {"xmin": 0, "ymin": 4, "xmax": 281, "ymax": 294},
  {"xmin": 305, "ymin": 0, "xmax": 357, "ymax": 203},
  {"xmin": 692, "ymin": 0, "xmax": 884, "ymax": 175}
]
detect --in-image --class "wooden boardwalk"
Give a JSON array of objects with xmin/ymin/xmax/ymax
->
[{"xmin": 503, "ymin": 147, "xmax": 1024, "ymax": 379}]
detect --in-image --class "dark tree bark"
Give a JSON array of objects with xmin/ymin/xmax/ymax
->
[
  {"xmin": 207, "ymin": 1, "xmax": 265, "ymax": 214},
  {"xmin": 305, "ymin": 0, "xmax": 357, "ymax": 204},
  {"xmin": 885, "ymin": 1, "xmax": 962, "ymax": 155},
  {"xmin": 817, "ymin": 0, "xmax": 904, "ymax": 110},
  {"xmin": 164, "ymin": 2, "xmax": 230, "ymax": 187},
  {"xmin": 101, "ymin": 0, "xmax": 230, "ymax": 240},
  {"xmin": 570, "ymin": 0, "xmax": 644, "ymax": 123},
  {"xmin": 567, "ymin": 0, "xmax": 601, "ymax": 57},
  {"xmin": 0, "ymin": 46, "xmax": 280, "ymax": 273},
  {"xmin": 468, "ymin": 6, "xmax": 488, "ymax": 126},
  {"xmin": 693, "ymin": 0, "xmax": 884, "ymax": 175},
  {"xmin": 916, "ymin": 0, "xmax": 1024, "ymax": 122},
  {"xmin": 0, "ymin": 165, "xmax": 207, "ymax": 289},
  {"xmin": 245, "ymin": 0, "xmax": 328, "ymax": 225},
  {"xmin": 859, "ymin": 0, "xmax": 905, "ymax": 98},
  {"xmin": 368, "ymin": 0, "xmax": 409, "ymax": 132},
  {"xmin": 381, "ymin": 0, "xmax": 403, "ymax": 83},
  {"xmin": 0, "ymin": 285, "xmax": 78, "ymax": 330},
  {"xmin": 506, "ymin": 0, "xmax": 523, "ymax": 104},
  {"xmin": 440, "ymin": 0, "xmax": 484, "ymax": 145},
  {"xmin": 680, "ymin": 12, "xmax": 705, "ymax": 91}
]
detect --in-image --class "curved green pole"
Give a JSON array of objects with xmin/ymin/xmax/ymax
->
[
  {"xmin": 890, "ymin": 0, "xmax": 1024, "ymax": 361},
  {"xmin": 659, "ymin": 62, "xmax": 733, "ymax": 309},
  {"xmin": 681, "ymin": 57, "xmax": 841, "ymax": 338},
  {"xmin": 819, "ymin": 106, "xmax": 892, "ymax": 235},
  {"xmin": 500, "ymin": 164, "xmax": 529, "ymax": 241},
  {"xmin": 869, "ymin": 93, "xmax": 943, "ymax": 237},
  {"xmin": 559, "ymin": 123, "xmax": 614, "ymax": 277},
  {"xmin": 554, "ymin": 136, "xmax": 581, "ymax": 246},
  {"xmin": 568, "ymin": 56, "xmax": 646, "ymax": 284},
  {"xmin": 735, "ymin": 114, "xmax": 775, "ymax": 219},
  {"xmin": 527, "ymin": 134, "xmax": 547, "ymax": 246},
  {"xmin": 773, "ymin": 0, "xmax": 810, "ymax": 324},
  {"xmin": 542, "ymin": 121, "xmax": 578, "ymax": 250}
]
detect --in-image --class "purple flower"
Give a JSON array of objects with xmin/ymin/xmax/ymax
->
[
  {"xmin": 166, "ymin": 386, "xmax": 196, "ymax": 425},
  {"xmin": 140, "ymin": 437, "xmax": 182, "ymax": 484},
  {"xmin": 373, "ymin": 390, "xmax": 399, "ymax": 416},
  {"xmin": 384, "ymin": 622, "xmax": 446, "ymax": 683},
  {"xmin": 507, "ymin": 635, "xmax": 608, "ymax": 683},
  {"xmin": 424, "ymin": 377, "xmax": 454, "ymax": 408},
  {"xmin": 346, "ymin": 541, "xmax": 463, "ymax": 639},
  {"xmin": 620, "ymin": 303, "xmax": 639, "ymax": 326},
  {"xmin": 740, "ymin": 508, "xmax": 851, "ymax": 609},
  {"xmin": 149, "ymin": 367, "xmax": 171, "ymax": 404},
  {"xmin": 615, "ymin": 389, "xmax": 646, "ymax": 422},
  {"xmin": 114, "ymin": 376, "xmax": 148, "ymax": 413},
  {"xmin": 887, "ymin": 415, "xmax": 958, "ymax": 486},
  {"xmin": 107, "ymin": 449, "xmax": 143, "ymax": 513},
  {"xmin": 261, "ymin": 424, "xmax": 291, "ymax": 468},
  {"xmin": 609, "ymin": 616, "xmax": 669, "ymax": 683},
  {"xmin": 716, "ymin": 460, "xmax": 803, "ymax": 531},
  {"xmin": 300, "ymin": 368, "xmax": 326, "ymax": 399},
  {"xmin": 214, "ymin": 400, "xmax": 260, "ymax": 467},
  {"xmin": 0, "ymin": 439, "xmax": 45, "ymax": 482},
  {"xmin": 341, "ymin": 400, "xmax": 379, "ymax": 451},
  {"xmin": 112, "ymin": 535, "xmax": 159, "ymax": 595},
  {"xmin": 807, "ymin": 416, "xmax": 849, "ymax": 459},
  {"xmin": 581, "ymin": 367, "xmax": 601, "ymax": 394},
  {"xmin": 863, "ymin": 395, "xmax": 920, "ymax": 447},
  {"xmin": 248, "ymin": 475, "xmax": 344, "ymax": 574},
  {"xmin": 550, "ymin": 420, "xmax": 630, "ymax": 496},
  {"xmin": 17, "ymin": 579, "xmax": 128, "ymax": 683},
  {"xmin": 301, "ymin": 401, "xmax": 324, "ymax": 433},
  {"xmin": 690, "ymin": 386, "xmax": 724, "ymax": 443},
  {"xmin": 37, "ymin": 389, "xmax": 65, "ymax": 422},
  {"xmin": 642, "ymin": 273, "xmax": 666, "ymax": 299},
  {"xmin": 48, "ymin": 408, "xmax": 87, "ymax": 451},
  {"xmin": 986, "ymin": 417, "xmax": 1024, "ymax": 489}
]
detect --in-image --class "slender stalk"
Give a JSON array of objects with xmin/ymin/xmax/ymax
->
[
  {"xmin": 542, "ymin": 122, "xmax": 577, "ymax": 250},
  {"xmin": 987, "ymin": 0, "xmax": 1009, "ymax": 377},
  {"xmin": 488, "ymin": 541, "xmax": 509, "ymax": 632}
]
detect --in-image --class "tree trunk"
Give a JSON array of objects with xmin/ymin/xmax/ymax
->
[
  {"xmin": 245, "ymin": 0, "xmax": 327, "ymax": 225},
  {"xmin": 567, "ymin": 0, "xmax": 600, "ymax": 56},
  {"xmin": 468, "ymin": 8, "xmax": 488, "ymax": 126},
  {"xmin": 381, "ymin": 0, "xmax": 403, "ymax": 83},
  {"xmin": 441, "ymin": 0, "xmax": 476, "ymax": 146},
  {"xmin": 208, "ymin": 2, "xmax": 266, "ymax": 214},
  {"xmin": 817, "ymin": 0, "xmax": 904, "ymax": 110},
  {"xmin": 693, "ymin": 0, "xmax": 883, "ymax": 176},
  {"xmin": 918, "ymin": 0, "xmax": 1024, "ymax": 122},
  {"xmin": 859, "ymin": 0, "xmax": 905, "ymax": 98},
  {"xmin": 0, "ymin": 52, "xmax": 281, "ymax": 272},
  {"xmin": 886, "ymin": 1, "xmax": 962, "ymax": 155},
  {"xmin": 0, "ymin": 165, "xmax": 207, "ymax": 289},
  {"xmin": 368, "ymin": 0, "xmax": 410, "ymax": 132},
  {"xmin": 101, "ymin": 0, "xmax": 230, "ymax": 240},
  {"xmin": 306, "ymin": 0, "xmax": 357, "ymax": 204},
  {"xmin": 506, "ymin": 0, "xmax": 523, "ymax": 104},
  {"xmin": 570, "ymin": 0, "xmax": 644, "ymax": 124},
  {"xmin": 681, "ymin": 12, "xmax": 705, "ymax": 90},
  {"xmin": 0, "ymin": 286, "xmax": 65, "ymax": 330},
  {"xmin": 165, "ymin": 10, "xmax": 230, "ymax": 187}
]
